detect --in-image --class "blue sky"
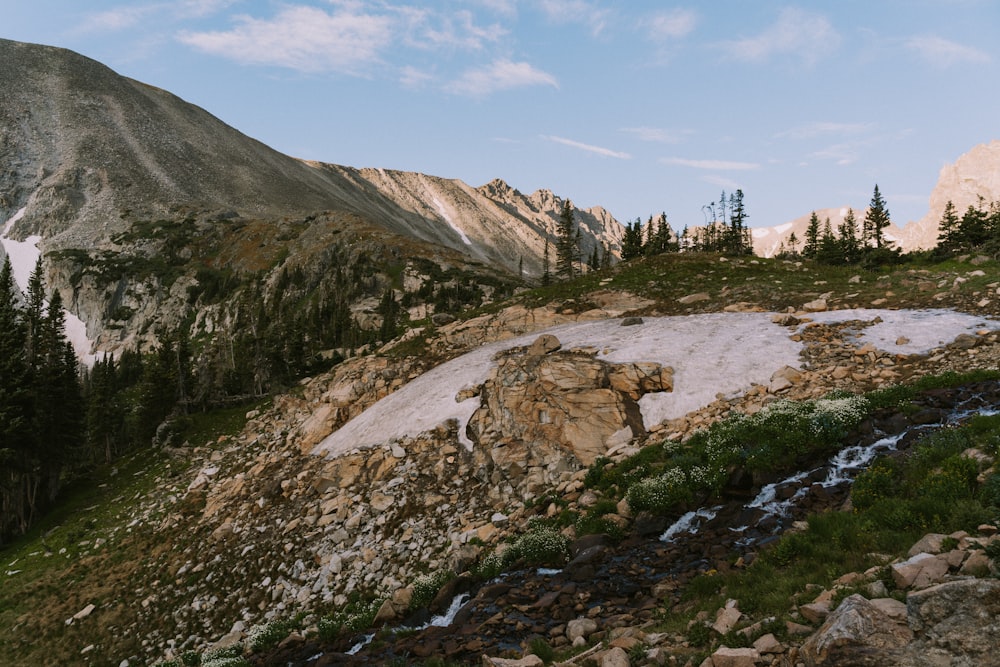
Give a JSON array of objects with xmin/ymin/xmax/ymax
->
[{"xmin": 5, "ymin": 1, "xmax": 998, "ymax": 230}]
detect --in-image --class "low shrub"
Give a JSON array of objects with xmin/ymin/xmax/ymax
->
[
  {"xmin": 528, "ymin": 636, "xmax": 556, "ymax": 662},
  {"xmin": 246, "ymin": 618, "xmax": 295, "ymax": 652},
  {"xmin": 316, "ymin": 597, "xmax": 385, "ymax": 641},
  {"xmin": 981, "ymin": 472, "xmax": 1000, "ymax": 508},
  {"xmin": 200, "ymin": 645, "xmax": 248, "ymax": 667},
  {"xmin": 409, "ymin": 570, "xmax": 454, "ymax": 611},
  {"xmin": 508, "ymin": 526, "xmax": 570, "ymax": 566}
]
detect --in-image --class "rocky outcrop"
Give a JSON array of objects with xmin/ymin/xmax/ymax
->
[
  {"xmin": 799, "ymin": 528, "xmax": 1000, "ymax": 667},
  {"xmin": 905, "ymin": 139, "xmax": 1000, "ymax": 251},
  {"xmin": 800, "ymin": 594, "xmax": 914, "ymax": 665},
  {"xmin": 467, "ymin": 336, "xmax": 673, "ymax": 474}
]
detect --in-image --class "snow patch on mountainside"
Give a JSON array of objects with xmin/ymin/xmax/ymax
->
[
  {"xmin": 430, "ymin": 194, "xmax": 472, "ymax": 246},
  {"xmin": 314, "ymin": 310, "xmax": 998, "ymax": 459},
  {"xmin": 1, "ymin": 207, "xmax": 40, "ymax": 291},
  {"xmin": 2, "ymin": 206, "xmax": 97, "ymax": 365}
]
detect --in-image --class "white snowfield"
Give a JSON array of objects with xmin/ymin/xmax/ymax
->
[
  {"xmin": 2, "ymin": 207, "xmax": 99, "ymax": 366},
  {"xmin": 314, "ymin": 309, "xmax": 999, "ymax": 458}
]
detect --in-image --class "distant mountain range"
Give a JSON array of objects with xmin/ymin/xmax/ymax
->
[
  {"xmin": 1, "ymin": 37, "xmax": 997, "ymax": 356},
  {"xmin": 0, "ymin": 38, "xmax": 621, "ymax": 273}
]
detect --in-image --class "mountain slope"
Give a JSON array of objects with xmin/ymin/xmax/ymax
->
[{"xmin": 0, "ymin": 38, "xmax": 621, "ymax": 355}]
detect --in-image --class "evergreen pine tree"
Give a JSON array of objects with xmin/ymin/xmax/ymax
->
[
  {"xmin": 958, "ymin": 198, "xmax": 989, "ymax": 249},
  {"xmin": 24, "ymin": 258, "xmax": 45, "ymax": 368},
  {"xmin": 935, "ymin": 200, "xmax": 961, "ymax": 254},
  {"xmin": 837, "ymin": 208, "xmax": 861, "ymax": 264},
  {"xmin": 621, "ymin": 220, "xmax": 645, "ymax": 261},
  {"xmin": 541, "ymin": 238, "xmax": 551, "ymax": 286},
  {"xmin": 728, "ymin": 189, "xmax": 750, "ymax": 255},
  {"xmin": 0, "ymin": 258, "xmax": 31, "ymax": 541},
  {"xmin": 555, "ymin": 200, "xmax": 577, "ymax": 280},
  {"xmin": 803, "ymin": 212, "xmax": 821, "ymax": 259},
  {"xmin": 816, "ymin": 217, "xmax": 840, "ymax": 264},
  {"xmin": 863, "ymin": 184, "xmax": 892, "ymax": 249},
  {"xmin": 786, "ymin": 231, "xmax": 799, "ymax": 256},
  {"xmin": 378, "ymin": 288, "xmax": 400, "ymax": 342}
]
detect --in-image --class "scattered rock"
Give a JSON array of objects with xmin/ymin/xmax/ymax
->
[
  {"xmin": 800, "ymin": 594, "xmax": 913, "ymax": 665},
  {"xmin": 802, "ymin": 298, "xmax": 828, "ymax": 312},
  {"xmin": 567, "ymin": 617, "xmax": 598, "ymax": 642},
  {"xmin": 678, "ymin": 292, "xmax": 710, "ymax": 304},
  {"xmin": 710, "ymin": 646, "xmax": 759, "ymax": 667}
]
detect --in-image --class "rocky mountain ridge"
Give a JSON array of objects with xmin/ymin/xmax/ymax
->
[
  {"xmin": 3, "ymin": 37, "xmax": 999, "ymax": 362},
  {"xmin": 0, "ymin": 38, "xmax": 621, "ymax": 356}
]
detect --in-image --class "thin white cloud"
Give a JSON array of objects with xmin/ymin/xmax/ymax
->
[
  {"xmin": 79, "ymin": 5, "xmax": 159, "ymax": 32},
  {"xmin": 661, "ymin": 157, "xmax": 759, "ymax": 170},
  {"xmin": 446, "ymin": 59, "xmax": 558, "ymax": 96},
  {"xmin": 475, "ymin": 0, "xmax": 518, "ymax": 17},
  {"xmin": 905, "ymin": 35, "xmax": 991, "ymax": 67},
  {"xmin": 177, "ymin": 0, "xmax": 240, "ymax": 19},
  {"xmin": 717, "ymin": 8, "xmax": 840, "ymax": 65},
  {"xmin": 703, "ymin": 175, "xmax": 741, "ymax": 191},
  {"xmin": 811, "ymin": 142, "xmax": 864, "ymax": 166},
  {"xmin": 177, "ymin": 6, "xmax": 393, "ymax": 74},
  {"xmin": 399, "ymin": 65, "xmax": 434, "ymax": 89},
  {"xmin": 539, "ymin": 0, "xmax": 611, "ymax": 36},
  {"xmin": 544, "ymin": 136, "xmax": 631, "ymax": 159},
  {"xmin": 414, "ymin": 9, "xmax": 505, "ymax": 51},
  {"xmin": 775, "ymin": 122, "xmax": 873, "ymax": 140},
  {"xmin": 620, "ymin": 127, "xmax": 690, "ymax": 144},
  {"xmin": 645, "ymin": 8, "xmax": 698, "ymax": 40},
  {"xmin": 80, "ymin": 0, "xmax": 237, "ymax": 32}
]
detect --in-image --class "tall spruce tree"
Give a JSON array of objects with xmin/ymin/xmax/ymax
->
[
  {"xmin": 620, "ymin": 220, "xmax": 644, "ymax": 260},
  {"xmin": 541, "ymin": 238, "xmax": 551, "ymax": 286},
  {"xmin": 863, "ymin": 184, "xmax": 892, "ymax": 249},
  {"xmin": 728, "ymin": 189, "xmax": 750, "ymax": 255},
  {"xmin": 816, "ymin": 217, "xmax": 841, "ymax": 264},
  {"xmin": 936, "ymin": 200, "xmax": 961, "ymax": 254},
  {"xmin": 803, "ymin": 212, "xmax": 821, "ymax": 259},
  {"xmin": 555, "ymin": 200, "xmax": 578, "ymax": 280},
  {"xmin": 0, "ymin": 258, "xmax": 31, "ymax": 541},
  {"xmin": 837, "ymin": 208, "xmax": 861, "ymax": 264}
]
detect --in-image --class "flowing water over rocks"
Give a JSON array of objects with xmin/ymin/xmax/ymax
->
[{"xmin": 255, "ymin": 380, "xmax": 1000, "ymax": 666}]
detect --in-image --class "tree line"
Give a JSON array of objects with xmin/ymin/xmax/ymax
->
[
  {"xmin": 543, "ymin": 189, "xmax": 755, "ymax": 284},
  {"xmin": 542, "ymin": 183, "xmax": 1000, "ymax": 284},
  {"xmin": 935, "ymin": 196, "xmax": 1000, "ymax": 258},
  {"xmin": 622, "ymin": 190, "xmax": 753, "ymax": 261},
  {"xmin": 1, "ymin": 257, "xmax": 84, "ymax": 542}
]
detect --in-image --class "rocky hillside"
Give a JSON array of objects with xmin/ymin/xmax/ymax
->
[
  {"xmin": 0, "ymin": 38, "xmax": 621, "ymax": 354},
  {"xmin": 3, "ymin": 253, "xmax": 1000, "ymax": 667}
]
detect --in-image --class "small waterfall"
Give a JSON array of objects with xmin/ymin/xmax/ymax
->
[
  {"xmin": 427, "ymin": 592, "xmax": 470, "ymax": 628},
  {"xmin": 660, "ymin": 506, "xmax": 722, "ymax": 543},
  {"xmin": 346, "ymin": 633, "xmax": 375, "ymax": 655}
]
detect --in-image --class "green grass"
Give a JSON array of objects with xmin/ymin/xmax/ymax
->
[
  {"xmin": 660, "ymin": 408, "xmax": 1000, "ymax": 651},
  {"xmin": 0, "ymin": 400, "xmax": 264, "ymax": 667}
]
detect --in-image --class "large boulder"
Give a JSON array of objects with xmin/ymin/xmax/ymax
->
[
  {"xmin": 800, "ymin": 594, "xmax": 913, "ymax": 666},
  {"xmin": 905, "ymin": 579, "xmax": 1000, "ymax": 660},
  {"xmin": 466, "ymin": 346, "xmax": 672, "ymax": 470}
]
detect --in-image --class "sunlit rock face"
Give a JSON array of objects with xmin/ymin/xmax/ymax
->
[{"xmin": 466, "ymin": 335, "xmax": 673, "ymax": 473}]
